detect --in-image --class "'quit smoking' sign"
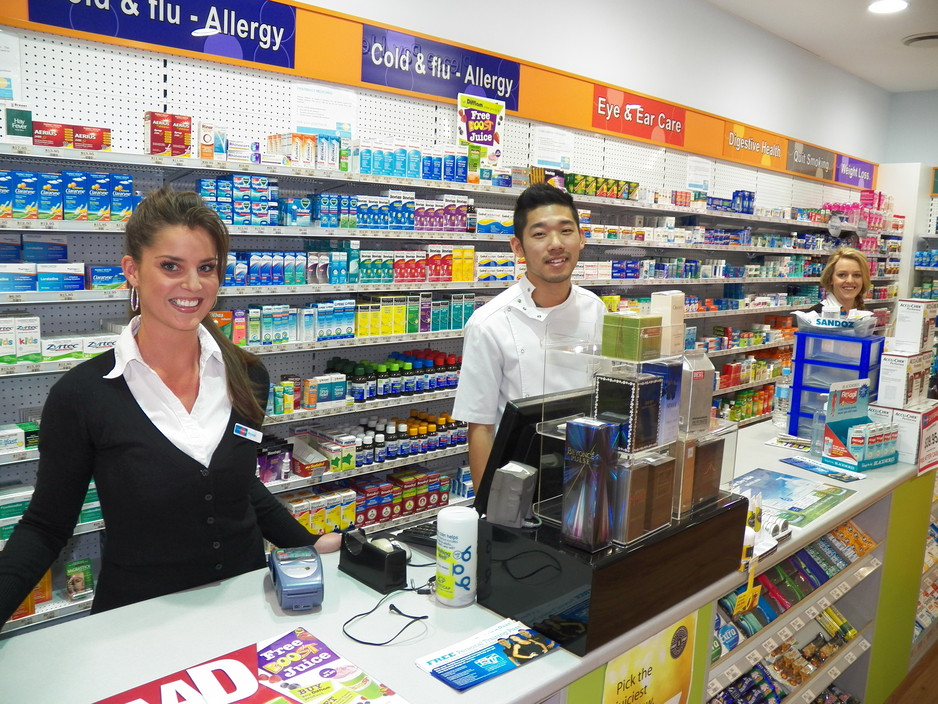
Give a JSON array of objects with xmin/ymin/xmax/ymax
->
[
  {"xmin": 361, "ymin": 25, "xmax": 519, "ymax": 110},
  {"xmin": 27, "ymin": 0, "xmax": 296, "ymax": 69}
]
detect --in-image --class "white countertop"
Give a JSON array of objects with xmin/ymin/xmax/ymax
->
[{"xmin": 0, "ymin": 422, "xmax": 920, "ymax": 703}]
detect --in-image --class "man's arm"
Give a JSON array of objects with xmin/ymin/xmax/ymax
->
[{"xmin": 467, "ymin": 422, "xmax": 495, "ymax": 489}]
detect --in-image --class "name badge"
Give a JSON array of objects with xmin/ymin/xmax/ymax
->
[{"xmin": 233, "ymin": 423, "xmax": 263, "ymax": 443}]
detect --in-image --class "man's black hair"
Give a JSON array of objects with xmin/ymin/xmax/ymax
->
[{"xmin": 513, "ymin": 183, "xmax": 579, "ymax": 240}]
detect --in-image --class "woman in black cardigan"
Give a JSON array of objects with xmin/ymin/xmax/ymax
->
[{"xmin": 0, "ymin": 187, "xmax": 338, "ymax": 624}]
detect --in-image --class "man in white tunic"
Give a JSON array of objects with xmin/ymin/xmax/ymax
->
[{"xmin": 452, "ymin": 183, "xmax": 606, "ymax": 488}]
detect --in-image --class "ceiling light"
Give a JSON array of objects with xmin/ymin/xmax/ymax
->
[{"xmin": 868, "ymin": 0, "xmax": 909, "ymax": 13}]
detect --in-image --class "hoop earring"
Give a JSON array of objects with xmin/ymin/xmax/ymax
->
[{"xmin": 129, "ymin": 286, "xmax": 139, "ymax": 312}]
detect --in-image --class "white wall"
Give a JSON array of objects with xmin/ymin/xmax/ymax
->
[
  {"xmin": 304, "ymin": 0, "xmax": 892, "ymax": 162},
  {"xmin": 885, "ymin": 91, "xmax": 938, "ymax": 164}
]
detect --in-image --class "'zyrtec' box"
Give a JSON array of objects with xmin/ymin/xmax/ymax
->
[
  {"xmin": 37, "ymin": 262, "xmax": 85, "ymax": 292},
  {"xmin": 40, "ymin": 334, "xmax": 84, "ymax": 361},
  {"xmin": 14, "ymin": 314, "xmax": 41, "ymax": 363},
  {"xmin": 82, "ymin": 333, "xmax": 119, "ymax": 358},
  {"xmin": 0, "ymin": 316, "xmax": 15, "ymax": 364}
]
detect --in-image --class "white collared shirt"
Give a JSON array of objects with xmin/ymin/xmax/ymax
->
[
  {"xmin": 105, "ymin": 317, "xmax": 232, "ymax": 467},
  {"xmin": 452, "ymin": 276, "xmax": 606, "ymax": 427}
]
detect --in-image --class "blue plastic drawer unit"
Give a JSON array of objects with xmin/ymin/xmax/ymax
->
[{"xmin": 787, "ymin": 331, "xmax": 884, "ymax": 437}]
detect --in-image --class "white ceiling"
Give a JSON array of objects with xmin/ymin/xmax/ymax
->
[{"xmin": 707, "ymin": 0, "xmax": 938, "ymax": 93}]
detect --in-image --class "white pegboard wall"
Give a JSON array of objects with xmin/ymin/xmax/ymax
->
[
  {"xmin": 501, "ymin": 116, "xmax": 532, "ymax": 169},
  {"xmin": 357, "ymin": 91, "xmax": 441, "ymax": 144},
  {"xmin": 661, "ymin": 150, "xmax": 692, "ymax": 194},
  {"xmin": 604, "ymin": 139, "xmax": 666, "ymax": 191},
  {"xmin": 570, "ymin": 130, "xmax": 605, "ymax": 176},
  {"xmin": 754, "ymin": 171, "xmax": 794, "ymax": 215},
  {"xmin": 711, "ymin": 162, "xmax": 757, "ymax": 199},
  {"xmin": 791, "ymin": 179, "xmax": 827, "ymax": 210},
  {"xmin": 19, "ymin": 29, "xmax": 164, "ymax": 153}
]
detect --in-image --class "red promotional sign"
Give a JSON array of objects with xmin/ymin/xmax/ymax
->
[{"xmin": 592, "ymin": 85, "xmax": 686, "ymax": 146}]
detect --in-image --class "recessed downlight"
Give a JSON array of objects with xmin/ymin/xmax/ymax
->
[
  {"xmin": 869, "ymin": 0, "xmax": 909, "ymax": 12},
  {"xmin": 903, "ymin": 32, "xmax": 938, "ymax": 47}
]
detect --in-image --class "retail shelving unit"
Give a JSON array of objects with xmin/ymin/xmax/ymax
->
[{"xmin": 0, "ymin": 25, "xmax": 901, "ymax": 642}]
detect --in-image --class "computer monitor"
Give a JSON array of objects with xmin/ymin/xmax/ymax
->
[{"xmin": 473, "ymin": 386, "xmax": 593, "ymax": 517}]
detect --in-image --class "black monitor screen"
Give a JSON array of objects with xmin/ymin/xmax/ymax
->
[{"xmin": 473, "ymin": 386, "xmax": 593, "ymax": 516}]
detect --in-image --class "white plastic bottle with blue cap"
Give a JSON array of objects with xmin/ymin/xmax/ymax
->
[{"xmin": 434, "ymin": 506, "xmax": 478, "ymax": 607}]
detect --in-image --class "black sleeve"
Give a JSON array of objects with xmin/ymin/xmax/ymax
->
[
  {"xmin": 808, "ymin": 302, "xmax": 822, "ymax": 314},
  {"xmin": 0, "ymin": 373, "xmax": 93, "ymax": 624}
]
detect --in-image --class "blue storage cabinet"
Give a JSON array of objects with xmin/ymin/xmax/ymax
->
[{"xmin": 787, "ymin": 331, "xmax": 884, "ymax": 437}]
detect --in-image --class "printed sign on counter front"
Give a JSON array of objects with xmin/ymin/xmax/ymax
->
[
  {"xmin": 27, "ymin": 0, "xmax": 296, "ymax": 69},
  {"xmin": 361, "ymin": 25, "xmax": 519, "ymax": 110},
  {"xmin": 592, "ymin": 85, "xmax": 686, "ymax": 146},
  {"xmin": 93, "ymin": 626, "xmax": 407, "ymax": 704},
  {"xmin": 601, "ymin": 613, "xmax": 696, "ymax": 704},
  {"xmin": 918, "ymin": 403, "xmax": 938, "ymax": 474}
]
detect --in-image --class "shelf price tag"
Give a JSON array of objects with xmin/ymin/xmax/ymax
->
[
  {"xmin": 776, "ymin": 626, "xmax": 793, "ymax": 641},
  {"xmin": 706, "ymin": 680, "xmax": 722, "ymax": 698},
  {"xmin": 24, "ymin": 364, "xmax": 41, "ymax": 374},
  {"xmin": 838, "ymin": 580, "xmax": 851, "ymax": 594},
  {"xmin": 761, "ymin": 637, "xmax": 778, "ymax": 654},
  {"xmin": 745, "ymin": 650, "xmax": 762, "ymax": 666},
  {"xmin": 79, "ymin": 150, "xmax": 95, "ymax": 160},
  {"xmin": 830, "ymin": 587, "xmax": 842, "ymax": 600},
  {"xmin": 724, "ymin": 665, "xmax": 741, "ymax": 681},
  {"xmin": 801, "ymin": 690, "xmax": 816, "ymax": 703},
  {"xmin": 11, "ymin": 144, "xmax": 30, "ymax": 155},
  {"xmin": 817, "ymin": 597, "xmax": 831, "ymax": 610},
  {"xmin": 59, "ymin": 291, "xmax": 75, "ymax": 301},
  {"xmin": 805, "ymin": 606, "xmax": 819, "ymax": 619},
  {"xmin": 8, "ymin": 451, "xmax": 27, "ymax": 462},
  {"xmin": 859, "ymin": 639, "xmax": 870, "ymax": 652},
  {"xmin": 827, "ymin": 665, "xmax": 841, "ymax": 679},
  {"xmin": 845, "ymin": 651, "xmax": 857, "ymax": 664},
  {"xmin": 870, "ymin": 557, "xmax": 882, "ymax": 569},
  {"xmin": 92, "ymin": 221, "xmax": 110, "ymax": 230},
  {"xmin": 0, "ymin": 366, "xmax": 15, "ymax": 375}
]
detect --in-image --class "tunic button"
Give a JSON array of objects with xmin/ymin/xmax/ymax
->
[
  {"xmin": 215, "ymin": 563, "xmax": 223, "ymax": 571},
  {"xmin": 201, "ymin": 469, "xmax": 209, "ymax": 477},
  {"xmin": 205, "ymin": 494, "xmax": 213, "ymax": 501},
  {"xmin": 212, "ymin": 541, "xmax": 220, "ymax": 549},
  {"xmin": 206, "ymin": 517, "xmax": 215, "ymax": 525}
]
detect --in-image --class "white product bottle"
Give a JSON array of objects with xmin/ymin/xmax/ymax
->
[
  {"xmin": 772, "ymin": 367, "xmax": 793, "ymax": 431},
  {"xmin": 435, "ymin": 506, "xmax": 478, "ymax": 607}
]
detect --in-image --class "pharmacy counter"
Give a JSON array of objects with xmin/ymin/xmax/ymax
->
[{"xmin": 0, "ymin": 422, "xmax": 922, "ymax": 704}]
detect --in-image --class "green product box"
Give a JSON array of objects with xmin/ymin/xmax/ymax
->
[
  {"xmin": 602, "ymin": 313, "xmax": 663, "ymax": 361},
  {"xmin": 16, "ymin": 421, "xmax": 38, "ymax": 449},
  {"xmin": 79, "ymin": 501, "xmax": 102, "ymax": 523},
  {"xmin": 0, "ymin": 483, "xmax": 33, "ymax": 520},
  {"xmin": 405, "ymin": 295, "xmax": 420, "ymax": 334},
  {"xmin": 65, "ymin": 557, "xmax": 95, "ymax": 600}
]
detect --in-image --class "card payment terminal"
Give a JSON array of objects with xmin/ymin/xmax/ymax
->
[{"xmin": 268, "ymin": 546, "xmax": 324, "ymax": 611}]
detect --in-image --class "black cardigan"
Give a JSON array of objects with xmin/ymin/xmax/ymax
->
[{"xmin": 0, "ymin": 350, "xmax": 315, "ymax": 623}]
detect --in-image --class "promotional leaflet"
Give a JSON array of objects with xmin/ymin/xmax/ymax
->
[
  {"xmin": 94, "ymin": 626, "xmax": 406, "ymax": 704},
  {"xmin": 416, "ymin": 618, "xmax": 557, "ymax": 691},
  {"xmin": 730, "ymin": 468, "xmax": 856, "ymax": 528},
  {"xmin": 456, "ymin": 93, "xmax": 506, "ymax": 182}
]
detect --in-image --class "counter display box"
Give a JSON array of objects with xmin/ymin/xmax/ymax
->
[{"xmin": 477, "ymin": 492, "xmax": 747, "ymax": 656}]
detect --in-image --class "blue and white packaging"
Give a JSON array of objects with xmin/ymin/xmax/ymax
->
[
  {"xmin": 0, "ymin": 234, "xmax": 21, "ymax": 263},
  {"xmin": 22, "ymin": 234, "xmax": 68, "ymax": 263},
  {"xmin": 82, "ymin": 332, "xmax": 119, "ymax": 358},
  {"xmin": 197, "ymin": 178, "xmax": 217, "ymax": 199},
  {"xmin": 37, "ymin": 262, "xmax": 85, "ymax": 291},
  {"xmin": 110, "ymin": 174, "xmax": 134, "ymax": 221},
  {"xmin": 0, "ymin": 263, "xmax": 37, "ymax": 292},
  {"xmin": 86, "ymin": 266, "xmax": 126, "ymax": 290}
]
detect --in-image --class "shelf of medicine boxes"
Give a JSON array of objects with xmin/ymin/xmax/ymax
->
[
  {"xmin": 264, "ymin": 444, "xmax": 467, "ymax": 496},
  {"xmin": 0, "ymin": 217, "xmax": 844, "ymax": 258},
  {"xmin": 706, "ymin": 547, "xmax": 882, "ymax": 696},
  {"xmin": 0, "ymin": 143, "xmax": 860, "ymax": 237},
  {"xmin": 707, "ymin": 624, "xmax": 873, "ymax": 702},
  {"xmin": 261, "ymin": 388, "xmax": 457, "ymax": 428},
  {"xmin": 0, "ymin": 517, "xmax": 103, "ymax": 551}
]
